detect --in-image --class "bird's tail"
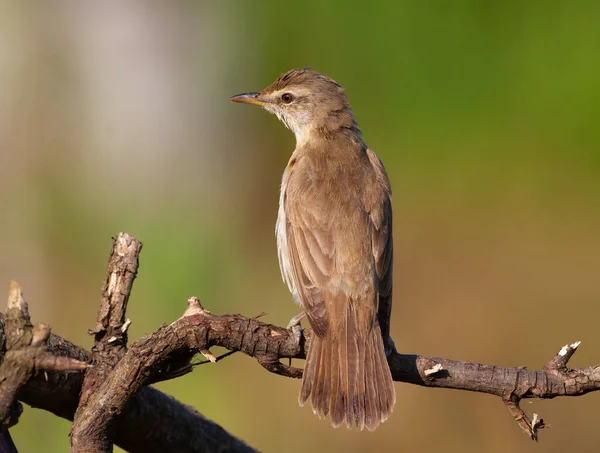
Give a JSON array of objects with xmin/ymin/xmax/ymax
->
[{"xmin": 298, "ymin": 305, "xmax": 396, "ymax": 431}]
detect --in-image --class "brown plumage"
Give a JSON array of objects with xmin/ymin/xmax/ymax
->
[{"xmin": 231, "ymin": 68, "xmax": 395, "ymax": 430}]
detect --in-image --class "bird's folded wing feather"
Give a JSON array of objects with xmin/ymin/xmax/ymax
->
[
  {"xmin": 286, "ymin": 202, "xmax": 334, "ymax": 338},
  {"xmin": 366, "ymin": 148, "xmax": 393, "ymax": 341}
]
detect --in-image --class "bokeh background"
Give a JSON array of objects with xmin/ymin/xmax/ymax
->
[{"xmin": 1, "ymin": 1, "xmax": 600, "ymax": 452}]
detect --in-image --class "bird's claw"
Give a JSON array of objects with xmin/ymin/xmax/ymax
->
[
  {"xmin": 287, "ymin": 311, "xmax": 305, "ymax": 344},
  {"xmin": 290, "ymin": 323, "xmax": 303, "ymax": 344},
  {"xmin": 287, "ymin": 311, "xmax": 305, "ymax": 330}
]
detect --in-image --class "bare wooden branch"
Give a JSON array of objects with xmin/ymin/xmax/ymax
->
[
  {"xmin": 1, "ymin": 314, "xmax": 255, "ymax": 453},
  {"xmin": 14, "ymin": 295, "xmax": 600, "ymax": 450},
  {"xmin": 69, "ymin": 235, "xmax": 256, "ymax": 453},
  {"xmin": 5, "ymin": 232, "xmax": 600, "ymax": 452},
  {"xmin": 93, "ymin": 232, "xmax": 141, "ymax": 339},
  {"xmin": 68, "ymin": 293, "xmax": 600, "ymax": 446},
  {"xmin": 94, "ymin": 296, "xmax": 599, "ymax": 428},
  {"xmin": 17, "ymin": 339, "xmax": 256, "ymax": 453},
  {"xmin": 0, "ymin": 282, "xmax": 88, "ymax": 429},
  {"xmin": 0, "ymin": 283, "xmax": 88, "ymax": 453},
  {"xmin": 71, "ymin": 233, "xmax": 143, "ymax": 452}
]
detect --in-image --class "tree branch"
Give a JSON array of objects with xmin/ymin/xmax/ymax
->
[
  {"xmin": 69, "ymin": 234, "xmax": 256, "ymax": 453},
  {"xmin": 71, "ymin": 293, "xmax": 599, "ymax": 444},
  {"xmin": 0, "ymin": 282, "xmax": 88, "ymax": 453},
  {"xmin": 5, "ymin": 232, "xmax": 600, "ymax": 452},
  {"xmin": 0, "ymin": 307, "xmax": 257, "ymax": 452},
  {"xmin": 71, "ymin": 233, "xmax": 142, "ymax": 452},
  {"xmin": 118, "ymin": 297, "xmax": 599, "ymax": 441}
]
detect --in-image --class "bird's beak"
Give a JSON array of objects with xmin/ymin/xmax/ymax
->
[{"xmin": 230, "ymin": 92, "xmax": 266, "ymax": 106}]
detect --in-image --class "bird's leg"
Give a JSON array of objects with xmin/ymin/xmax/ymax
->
[
  {"xmin": 286, "ymin": 311, "xmax": 306, "ymax": 366},
  {"xmin": 287, "ymin": 311, "xmax": 306, "ymax": 329},
  {"xmin": 287, "ymin": 311, "xmax": 306, "ymax": 338}
]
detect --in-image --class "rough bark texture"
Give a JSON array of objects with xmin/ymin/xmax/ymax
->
[
  {"xmin": 68, "ymin": 234, "xmax": 255, "ymax": 453},
  {"xmin": 0, "ymin": 282, "xmax": 88, "ymax": 453},
  {"xmin": 71, "ymin": 233, "xmax": 142, "ymax": 452},
  {"xmin": 0, "ymin": 232, "xmax": 598, "ymax": 452}
]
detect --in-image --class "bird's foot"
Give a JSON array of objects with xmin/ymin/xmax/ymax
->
[
  {"xmin": 287, "ymin": 311, "xmax": 305, "ymax": 343},
  {"xmin": 287, "ymin": 311, "xmax": 306, "ymax": 329}
]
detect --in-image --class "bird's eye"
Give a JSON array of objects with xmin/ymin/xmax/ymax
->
[{"xmin": 281, "ymin": 93, "xmax": 294, "ymax": 104}]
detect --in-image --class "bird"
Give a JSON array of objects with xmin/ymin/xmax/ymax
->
[{"xmin": 231, "ymin": 68, "xmax": 395, "ymax": 431}]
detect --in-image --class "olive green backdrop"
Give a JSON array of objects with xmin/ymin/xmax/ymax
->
[{"xmin": 1, "ymin": 1, "xmax": 599, "ymax": 452}]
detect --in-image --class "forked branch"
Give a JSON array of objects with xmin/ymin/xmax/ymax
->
[{"xmin": 2, "ymin": 233, "xmax": 598, "ymax": 453}]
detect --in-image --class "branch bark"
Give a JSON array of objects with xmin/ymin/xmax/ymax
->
[
  {"xmin": 104, "ymin": 298, "xmax": 598, "ymax": 441},
  {"xmin": 71, "ymin": 233, "xmax": 142, "ymax": 452},
  {"xmin": 4, "ymin": 232, "xmax": 600, "ymax": 452},
  {"xmin": 0, "ymin": 282, "xmax": 88, "ymax": 453},
  {"xmin": 69, "ymin": 233, "xmax": 256, "ymax": 453}
]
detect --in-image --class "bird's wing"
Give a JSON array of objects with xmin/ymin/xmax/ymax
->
[
  {"xmin": 366, "ymin": 149, "xmax": 393, "ymax": 342},
  {"xmin": 283, "ymin": 149, "xmax": 392, "ymax": 340},
  {"xmin": 285, "ymin": 197, "xmax": 334, "ymax": 338}
]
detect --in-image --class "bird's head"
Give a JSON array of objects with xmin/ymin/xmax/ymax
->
[{"xmin": 231, "ymin": 68, "xmax": 359, "ymax": 145}]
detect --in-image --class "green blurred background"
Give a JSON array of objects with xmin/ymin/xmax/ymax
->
[{"xmin": 2, "ymin": 1, "xmax": 599, "ymax": 452}]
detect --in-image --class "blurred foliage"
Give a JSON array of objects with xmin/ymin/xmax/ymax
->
[{"xmin": 1, "ymin": 1, "xmax": 599, "ymax": 452}]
